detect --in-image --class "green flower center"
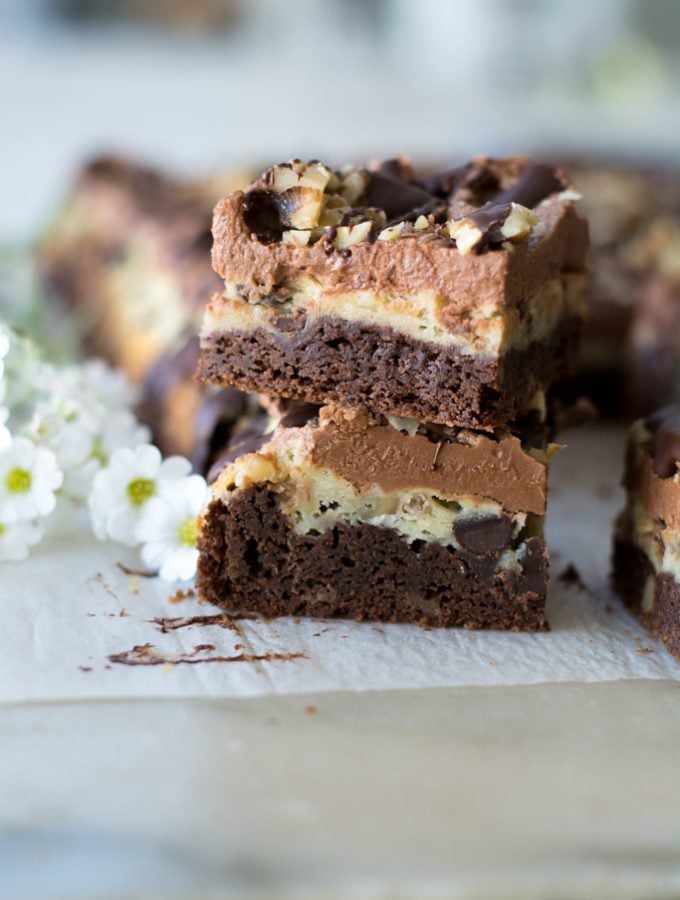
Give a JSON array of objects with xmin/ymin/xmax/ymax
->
[
  {"xmin": 5, "ymin": 467, "xmax": 31, "ymax": 494},
  {"xmin": 90, "ymin": 437, "xmax": 108, "ymax": 466},
  {"xmin": 178, "ymin": 516, "xmax": 197, "ymax": 547},
  {"xmin": 126, "ymin": 477, "xmax": 156, "ymax": 507},
  {"xmin": 0, "ymin": 523, "xmax": 6, "ymax": 537}
]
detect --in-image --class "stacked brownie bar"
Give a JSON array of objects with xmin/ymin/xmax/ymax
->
[
  {"xmin": 195, "ymin": 156, "xmax": 589, "ymax": 629},
  {"xmin": 613, "ymin": 407, "xmax": 680, "ymax": 658}
]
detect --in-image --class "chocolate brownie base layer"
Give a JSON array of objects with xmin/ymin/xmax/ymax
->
[
  {"xmin": 197, "ymin": 486, "xmax": 549, "ymax": 630},
  {"xmin": 612, "ymin": 539, "xmax": 680, "ymax": 658},
  {"xmin": 198, "ymin": 315, "xmax": 580, "ymax": 429}
]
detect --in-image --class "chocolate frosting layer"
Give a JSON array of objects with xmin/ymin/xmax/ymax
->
[
  {"xmin": 211, "ymin": 192, "xmax": 586, "ymax": 315},
  {"xmin": 307, "ymin": 407, "xmax": 547, "ymax": 514}
]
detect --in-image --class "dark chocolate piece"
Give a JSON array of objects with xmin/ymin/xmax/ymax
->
[
  {"xmin": 453, "ymin": 515, "xmax": 513, "ymax": 556},
  {"xmin": 494, "ymin": 163, "xmax": 564, "ymax": 209},
  {"xmin": 207, "ymin": 417, "xmax": 271, "ymax": 483},
  {"xmin": 363, "ymin": 170, "xmax": 442, "ymax": 224},
  {"xmin": 191, "ymin": 388, "xmax": 250, "ymax": 474}
]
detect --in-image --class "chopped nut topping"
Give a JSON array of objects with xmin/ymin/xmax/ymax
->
[
  {"xmin": 282, "ymin": 230, "xmax": 312, "ymax": 246},
  {"xmin": 377, "ymin": 222, "xmax": 405, "ymax": 242},
  {"xmin": 500, "ymin": 203, "xmax": 540, "ymax": 242},
  {"xmin": 448, "ymin": 219, "xmax": 484, "ymax": 254},
  {"xmin": 334, "ymin": 220, "xmax": 373, "ymax": 249},
  {"xmin": 340, "ymin": 169, "xmax": 369, "ymax": 205},
  {"xmin": 231, "ymin": 453, "xmax": 283, "ymax": 490}
]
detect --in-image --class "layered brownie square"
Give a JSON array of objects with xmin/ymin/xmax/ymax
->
[
  {"xmin": 38, "ymin": 156, "xmax": 257, "ymax": 466},
  {"xmin": 39, "ymin": 155, "xmax": 238, "ymax": 382},
  {"xmin": 627, "ymin": 217, "xmax": 680, "ymax": 416},
  {"xmin": 613, "ymin": 406, "xmax": 680, "ymax": 657},
  {"xmin": 197, "ymin": 404, "xmax": 554, "ymax": 630},
  {"xmin": 198, "ymin": 156, "xmax": 588, "ymax": 429}
]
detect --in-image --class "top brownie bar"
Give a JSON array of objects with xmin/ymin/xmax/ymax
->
[{"xmin": 199, "ymin": 156, "xmax": 588, "ymax": 428}]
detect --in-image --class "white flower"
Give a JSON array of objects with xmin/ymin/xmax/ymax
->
[
  {"xmin": 28, "ymin": 403, "xmax": 150, "ymax": 502},
  {"xmin": 136, "ymin": 475, "xmax": 210, "ymax": 581},
  {"xmin": 0, "ymin": 437, "xmax": 63, "ymax": 523},
  {"xmin": 47, "ymin": 358, "xmax": 139, "ymax": 419},
  {"xmin": 88, "ymin": 444, "xmax": 191, "ymax": 546},
  {"xmin": 0, "ymin": 517, "xmax": 44, "ymax": 562}
]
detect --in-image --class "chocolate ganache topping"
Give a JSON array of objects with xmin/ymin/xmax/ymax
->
[{"xmin": 240, "ymin": 156, "xmax": 568, "ymax": 252}]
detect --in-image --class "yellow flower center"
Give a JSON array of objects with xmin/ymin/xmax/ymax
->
[
  {"xmin": 5, "ymin": 467, "xmax": 31, "ymax": 494},
  {"xmin": 126, "ymin": 477, "xmax": 155, "ymax": 507},
  {"xmin": 178, "ymin": 516, "xmax": 197, "ymax": 547},
  {"xmin": 0, "ymin": 523, "xmax": 6, "ymax": 537}
]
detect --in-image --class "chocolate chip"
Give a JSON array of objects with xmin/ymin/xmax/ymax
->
[{"xmin": 454, "ymin": 515, "xmax": 513, "ymax": 556}]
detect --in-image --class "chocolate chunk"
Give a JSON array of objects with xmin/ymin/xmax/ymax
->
[
  {"xmin": 454, "ymin": 515, "xmax": 513, "ymax": 556},
  {"xmin": 279, "ymin": 403, "xmax": 321, "ymax": 429},
  {"xmin": 494, "ymin": 163, "xmax": 564, "ymax": 209},
  {"xmin": 191, "ymin": 388, "xmax": 249, "ymax": 473},
  {"xmin": 207, "ymin": 416, "xmax": 271, "ymax": 483},
  {"xmin": 645, "ymin": 405, "xmax": 680, "ymax": 478},
  {"xmin": 517, "ymin": 539, "xmax": 549, "ymax": 597},
  {"xmin": 466, "ymin": 201, "xmax": 513, "ymax": 246},
  {"xmin": 242, "ymin": 189, "xmax": 284, "ymax": 242},
  {"xmin": 448, "ymin": 161, "xmax": 564, "ymax": 251},
  {"xmin": 363, "ymin": 170, "xmax": 442, "ymax": 224},
  {"xmin": 420, "ymin": 164, "xmax": 473, "ymax": 197}
]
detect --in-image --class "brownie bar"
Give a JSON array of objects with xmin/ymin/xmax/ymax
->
[
  {"xmin": 627, "ymin": 221, "xmax": 680, "ymax": 416},
  {"xmin": 200, "ymin": 156, "xmax": 588, "ymax": 429},
  {"xmin": 197, "ymin": 404, "xmax": 553, "ymax": 630},
  {"xmin": 38, "ymin": 155, "xmax": 242, "ymax": 381},
  {"xmin": 38, "ymin": 155, "xmax": 257, "ymax": 465},
  {"xmin": 198, "ymin": 311, "xmax": 580, "ymax": 430},
  {"xmin": 612, "ymin": 406, "xmax": 680, "ymax": 658},
  {"xmin": 561, "ymin": 161, "xmax": 680, "ymax": 415}
]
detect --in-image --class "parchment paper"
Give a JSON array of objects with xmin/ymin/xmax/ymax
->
[{"xmin": 3, "ymin": 424, "xmax": 679, "ymax": 703}]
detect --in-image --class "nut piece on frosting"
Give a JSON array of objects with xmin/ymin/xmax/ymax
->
[
  {"xmin": 500, "ymin": 203, "xmax": 543, "ymax": 242},
  {"xmin": 265, "ymin": 161, "xmax": 334, "ymax": 230},
  {"xmin": 448, "ymin": 202, "xmax": 543, "ymax": 254}
]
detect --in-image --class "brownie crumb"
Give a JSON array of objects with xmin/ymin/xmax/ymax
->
[
  {"xmin": 558, "ymin": 563, "xmax": 590, "ymax": 593},
  {"xmin": 168, "ymin": 587, "xmax": 197, "ymax": 604},
  {"xmin": 116, "ymin": 561, "xmax": 158, "ymax": 578}
]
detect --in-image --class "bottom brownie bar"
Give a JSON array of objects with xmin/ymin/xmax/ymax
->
[
  {"xmin": 612, "ymin": 406, "xmax": 680, "ymax": 657},
  {"xmin": 197, "ymin": 404, "xmax": 552, "ymax": 630}
]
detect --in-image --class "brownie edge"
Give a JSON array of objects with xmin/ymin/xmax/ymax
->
[
  {"xmin": 198, "ymin": 314, "xmax": 581, "ymax": 429},
  {"xmin": 612, "ymin": 538, "xmax": 680, "ymax": 659},
  {"xmin": 197, "ymin": 486, "xmax": 549, "ymax": 631}
]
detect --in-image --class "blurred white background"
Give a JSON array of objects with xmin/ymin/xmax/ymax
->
[{"xmin": 2, "ymin": 0, "xmax": 679, "ymax": 241}]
